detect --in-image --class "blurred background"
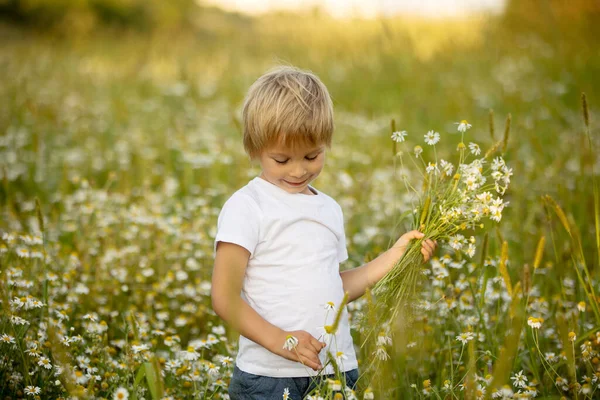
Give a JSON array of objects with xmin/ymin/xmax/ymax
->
[{"xmin": 1, "ymin": 0, "xmax": 599, "ymax": 258}]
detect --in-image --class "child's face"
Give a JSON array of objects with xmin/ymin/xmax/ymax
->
[{"xmin": 258, "ymin": 142, "xmax": 326, "ymax": 195}]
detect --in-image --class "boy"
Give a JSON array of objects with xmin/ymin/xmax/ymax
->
[{"xmin": 211, "ymin": 66, "xmax": 436, "ymax": 399}]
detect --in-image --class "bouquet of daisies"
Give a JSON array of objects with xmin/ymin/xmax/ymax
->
[{"xmin": 370, "ymin": 119, "xmax": 512, "ymax": 332}]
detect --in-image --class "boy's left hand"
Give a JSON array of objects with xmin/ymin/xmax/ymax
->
[{"xmin": 391, "ymin": 230, "xmax": 437, "ymax": 262}]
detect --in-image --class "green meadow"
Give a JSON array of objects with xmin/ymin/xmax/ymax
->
[{"xmin": 1, "ymin": 1, "xmax": 599, "ymax": 398}]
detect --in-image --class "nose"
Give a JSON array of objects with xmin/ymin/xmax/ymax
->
[{"xmin": 289, "ymin": 163, "xmax": 306, "ymax": 179}]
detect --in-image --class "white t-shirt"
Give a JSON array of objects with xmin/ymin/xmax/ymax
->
[{"xmin": 214, "ymin": 176, "xmax": 358, "ymax": 377}]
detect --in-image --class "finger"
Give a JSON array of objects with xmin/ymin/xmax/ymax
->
[
  {"xmin": 421, "ymin": 247, "xmax": 430, "ymax": 262},
  {"xmin": 297, "ymin": 347, "xmax": 322, "ymax": 370},
  {"xmin": 421, "ymin": 239, "xmax": 434, "ymax": 254},
  {"xmin": 309, "ymin": 337, "xmax": 325, "ymax": 353},
  {"xmin": 426, "ymin": 239, "xmax": 436, "ymax": 253}
]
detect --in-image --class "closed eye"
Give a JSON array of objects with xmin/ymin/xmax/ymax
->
[{"xmin": 306, "ymin": 155, "xmax": 318, "ymax": 161}]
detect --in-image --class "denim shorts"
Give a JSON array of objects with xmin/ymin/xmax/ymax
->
[{"xmin": 229, "ymin": 365, "xmax": 359, "ymax": 399}]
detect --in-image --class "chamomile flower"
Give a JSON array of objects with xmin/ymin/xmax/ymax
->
[
  {"xmin": 377, "ymin": 331, "xmax": 392, "ymax": 346},
  {"xmin": 527, "ymin": 317, "xmax": 543, "ymax": 329},
  {"xmin": 391, "ymin": 131, "xmax": 408, "ymax": 143},
  {"xmin": 113, "ymin": 387, "xmax": 129, "ymax": 400},
  {"xmin": 424, "ymin": 130, "xmax": 440, "ymax": 145},
  {"xmin": 24, "ymin": 386, "xmax": 41, "ymax": 396},
  {"xmin": 456, "ymin": 120, "xmax": 472, "ymax": 132},
  {"xmin": 38, "ymin": 356, "xmax": 52, "ymax": 369},
  {"xmin": 468, "ymin": 142, "xmax": 481, "ymax": 155},
  {"xmin": 414, "ymin": 145, "xmax": 423, "ymax": 157},
  {"xmin": 283, "ymin": 335, "xmax": 299, "ymax": 351},
  {"xmin": 426, "ymin": 162, "xmax": 439, "ymax": 175},
  {"xmin": 374, "ymin": 346, "xmax": 390, "ymax": 361},
  {"xmin": 510, "ymin": 370, "xmax": 527, "ymax": 388},
  {"xmin": 335, "ymin": 351, "xmax": 348, "ymax": 364},
  {"xmin": 456, "ymin": 332, "xmax": 475, "ymax": 345},
  {"xmin": 283, "ymin": 387, "xmax": 291, "ymax": 400},
  {"xmin": 180, "ymin": 346, "xmax": 200, "ymax": 361},
  {"xmin": 0, "ymin": 334, "xmax": 15, "ymax": 344},
  {"xmin": 324, "ymin": 301, "xmax": 336, "ymax": 311}
]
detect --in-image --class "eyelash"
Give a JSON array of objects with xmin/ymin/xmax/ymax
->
[{"xmin": 275, "ymin": 155, "xmax": 318, "ymax": 164}]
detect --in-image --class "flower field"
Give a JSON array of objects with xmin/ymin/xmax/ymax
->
[{"xmin": 1, "ymin": 3, "xmax": 600, "ymax": 399}]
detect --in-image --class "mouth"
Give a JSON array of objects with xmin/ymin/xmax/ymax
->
[{"xmin": 284, "ymin": 178, "xmax": 308, "ymax": 187}]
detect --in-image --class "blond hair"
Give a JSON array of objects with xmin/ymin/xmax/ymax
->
[{"xmin": 242, "ymin": 66, "xmax": 334, "ymax": 159}]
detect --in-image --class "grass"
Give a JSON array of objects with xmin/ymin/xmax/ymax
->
[{"xmin": 0, "ymin": 4, "xmax": 599, "ymax": 398}]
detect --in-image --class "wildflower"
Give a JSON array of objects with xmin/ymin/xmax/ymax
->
[
  {"xmin": 449, "ymin": 234, "xmax": 465, "ymax": 251},
  {"xmin": 465, "ymin": 243, "xmax": 476, "ymax": 258},
  {"xmin": 455, "ymin": 332, "xmax": 475, "ymax": 345},
  {"xmin": 426, "ymin": 162, "xmax": 439, "ymax": 175},
  {"xmin": 414, "ymin": 145, "xmax": 423, "ymax": 157},
  {"xmin": 456, "ymin": 120, "xmax": 472, "ymax": 132},
  {"xmin": 212, "ymin": 325, "xmax": 226, "ymax": 335},
  {"xmin": 424, "ymin": 130, "xmax": 440, "ymax": 145},
  {"xmin": 363, "ymin": 388, "xmax": 374, "ymax": 399},
  {"xmin": 457, "ymin": 142, "xmax": 466, "ymax": 151},
  {"xmin": 38, "ymin": 356, "xmax": 52, "ymax": 369},
  {"xmin": 328, "ymin": 379, "xmax": 342, "ymax": 391},
  {"xmin": 374, "ymin": 346, "xmax": 389, "ymax": 360},
  {"xmin": 577, "ymin": 301, "xmax": 586, "ymax": 312},
  {"xmin": 283, "ymin": 387, "xmax": 291, "ymax": 400},
  {"xmin": 131, "ymin": 344, "xmax": 149, "ymax": 354},
  {"xmin": 180, "ymin": 346, "xmax": 200, "ymax": 361},
  {"xmin": 527, "ymin": 317, "xmax": 543, "ymax": 329},
  {"xmin": 324, "ymin": 301, "xmax": 335, "ymax": 311},
  {"xmin": 510, "ymin": 370, "xmax": 528, "ymax": 388},
  {"xmin": 16, "ymin": 247, "xmax": 30, "ymax": 258},
  {"xmin": 580, "ymin": 383, "xmax": 592, "ymax": 395},
  {"xmin": 335, "ymin": 351, "xmax": 348, "ymax": 364},
  {"xmin": 206, "ymin": 362, "xmax": 220, "ymax": 377},
  {"xmin": 283, "ymin": 335, "xmax": 299, "ymax": 351},
  {"xmin": 113, "ymin": 387, "xmax": 129, "ymax": 400},
  {"xmin": 377, "ymin": 331, "xmax": 392, "ymax": 346},
  {"xmin": 443, "ymin": 380, "xmax": 452, "ymax": 391},
  {"xmin": 440, "ymin": 159, "xmax": 454, "ymax": 176},
  {"xmin": 391, "ymin": 131, "xmax": 407, "ymax": 143},
  {"xmin": 24, "ymin": 386, "xmax": 41, "ymax": 396},
  {"xmin": 1, "ymin": 334, "xmax": 15, "ymax": 344},
  {"xmin": 569, "ymin": 331, "xmax": 577, "ymax": 342},
  {"xmin": 468, "ymin": 142, "xmax": 481, "ymax": 155}
]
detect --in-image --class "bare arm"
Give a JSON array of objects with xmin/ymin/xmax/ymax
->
[
  {"xmin": 211, "ymin": 241, "xmax": 325, "ymax": 370},
  {"xmin": 340, "ymin": 230, "xmax": 437, "ymax": 302}
]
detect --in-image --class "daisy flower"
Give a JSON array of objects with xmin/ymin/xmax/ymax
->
[
  {"xmin": 335, "ymin": 351, "xmax": 348, "ymax": 364},
  {"xmin": 113, "ymin": 387, "xmax": 129, "ymax": 400},
  {"xmin": 1, "ymin": 334, "xmax": 15, "ymax": 344},
  {"xmin": 510, "ymin": 370, "xmax": 527, "ymax": 388},
  {"xmin": 527, "ymin": 317, "xmax": 543, "ymax": 329},
  {"xmin": 455, "ymin": 120, "xmax": 472, "ymax": 132},
  {"xmin": 414, "ymin": 145, "xmax": 423, "ymax": 157},
  {"xmin": 374, "ymin": 346, "xmax": 389, "ymax": 361},
  {"xmin": 24, "ymin": 386, "xmax": 41, "ymax": 396},
  {"xmin": 455, "ymin": 332, "xmax": 475, "ymax": 345},
  {"xmin": 468, "ymin": 142, "xmax": 481, "ymax": 155},
  {"xmin": 283, "ymin": 335, "xmax": 299, "ymax": 351},
  {"xmin": 424, "ymin": 130, "xmax": 440, "ymax": 145},
  {"xmin": 283, "ymin": 387, "xmax": 291, "ymax": 400},
  {"xmin": 391, "ymin": 131, "xmax": 408, "ymax": 143}
]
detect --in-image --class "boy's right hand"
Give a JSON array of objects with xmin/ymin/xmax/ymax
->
[{"xmin": 271, "ymin": 330, "xmax": 326, "ymax": 371}]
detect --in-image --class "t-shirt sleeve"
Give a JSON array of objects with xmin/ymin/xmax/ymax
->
[
  {"xmin": 214, "ymin": 193, "xmax": 261, "ymax": 256},
  {"xmin": 336, "ymin": 203, "xmax": 349, "ymax": 263}
]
